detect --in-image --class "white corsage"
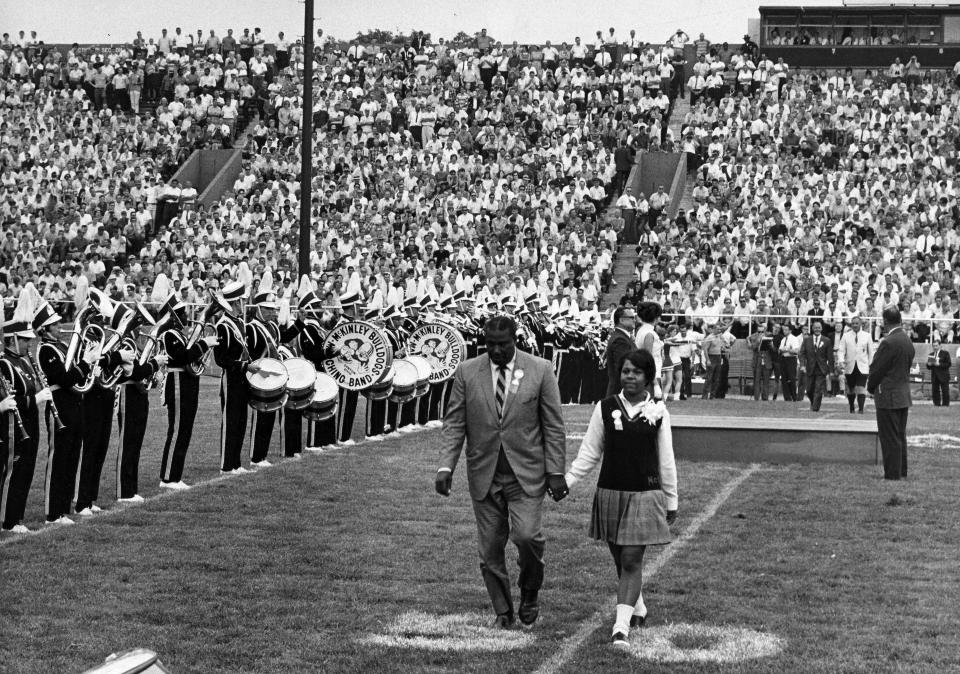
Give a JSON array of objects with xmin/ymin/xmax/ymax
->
[
  {"xmin": 640, "ymin": 399, "xmax": 666, "ymax": 426},
  {"xmin": 510, "ymin": 368, "xmax": 524, "ymax": 392},
  {"xmin": 611, "ymin": 409, "xmax": 623, "ymax": 431}
]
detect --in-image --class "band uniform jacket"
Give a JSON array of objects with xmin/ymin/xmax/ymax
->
[
  {"xmin": 838, "ymin": 328, "xmax": 874, "ymax": 375},
  {"xmin": 800, "ymin": 334, "xmax": 834, "ymax": 375},
  {"xmin": 439, "ymin": 350, "xmax": 566, "ymax": 501},
  {"xmin": 603, "ymin": 327, "xmax": 634, "ymax": 396},
  {"xmin": 867, "ymin": 327, "xmax": 915, "ymax": 409}
]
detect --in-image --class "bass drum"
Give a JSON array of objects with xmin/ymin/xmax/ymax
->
[
  {"xmin": 388, "ymin": 359, "xmax": 419, "ymax": 403},
  {"xmin": 246, "ymin": 357, "xmax": 289, "ymax": 412},
  {"xmin": 304, "ymin": 372, "xmax": 339, "ymax": 422},
  {"xmin": 363, "ymin": 364, "xmax": 394, "ymax": 400},
  {"xmin": 406, "ymin": 355, "xmax": 432, "ymax": 397},
  {"xmin": 283, "ymin": 357, "xmax": 317, "ymax": 410}
]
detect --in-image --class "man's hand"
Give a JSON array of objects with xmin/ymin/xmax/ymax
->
[
  {"xmin": 435, "ymin": 470, "xmax": 452, "ymax": 496},
  {"xmin": 546, "ymin": 474, "xmax": 569, "ymax": 502},
  {"xmin": 666, "ymin": 510, "xmax": 678, "ymax": 525},
  {"xmin": 0, "ymin": 395, "xmax": 16, "ymax": 413},
  {"xmin": 34, "ymin": 388, "xmax": 53, "ymax": 404}
]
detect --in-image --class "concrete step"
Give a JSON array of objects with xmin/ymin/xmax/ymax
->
[
  {"xmin": 667, "ymin": 95, "xmax": 691, "ymax": 141},
  {"xmin": 677, "ymin": 170, "xmax": 697, "ymax": 213}
]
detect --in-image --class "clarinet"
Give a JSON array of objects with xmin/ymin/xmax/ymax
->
[
  {"xmin": 0, "ymin": 365, "xmax": 29, "ymax": 440},
  {"xmin": 29, "ymin": 353, "xmax": 66, "ymax": 431}
]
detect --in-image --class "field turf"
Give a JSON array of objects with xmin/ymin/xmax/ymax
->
[{"xmin": 1, "ymin": 383, "xmax": 959, "ymax": 673}]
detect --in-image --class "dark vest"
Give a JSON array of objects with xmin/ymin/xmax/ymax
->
[{"xmin": 596, "ymin": 396, "xmax": 662, "ymax": 492}]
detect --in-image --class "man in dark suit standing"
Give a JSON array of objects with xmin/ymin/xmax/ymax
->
[
  {"xmin": 799, "ymin": 319, "xmax": 834, "ymax": 411},
  {"xmin": 868, "ymin": 306, "xmax": 915, "ymax": 480},
  {"xmin": 604, "ymin": 306, "xmax": 636, "ymax": 397},
  {"xmin": 613, "ymin": 141, "xmax": 635, "ymax": 195},
  {"xmin": 926, "ymin": 338, "xmax": 952, "ymax": 407},
  {"xmin": 436, "ymin": 315, "xmax": 568, "ymax": 629}
]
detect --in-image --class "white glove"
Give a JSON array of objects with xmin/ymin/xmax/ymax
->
[
  {"xmin": 34, "ymin": 388, "xmax": 53, "ymax": 404},
  {"xmin": 0, "ymin": 395, "xmax": 16, "ymax": 413},
  {"xmin": 202, "ymin": 336, "xmax": 219, "ymax": 347}
]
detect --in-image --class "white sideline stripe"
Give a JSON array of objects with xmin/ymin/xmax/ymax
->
[
  {"xmin": 0, "ymin": 426, "xmax": 436, "ymax": 548},
  {"xmin": 533, "ymin": 463, "xmax": 762, "ymax": 674}
]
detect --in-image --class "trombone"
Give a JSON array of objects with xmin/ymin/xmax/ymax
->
[{"xmin": 184, "ymin": 299, "xmax": 223, "ymax": 376}]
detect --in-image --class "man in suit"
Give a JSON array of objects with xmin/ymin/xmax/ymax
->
[
  {"xmin": 837, "ymin": 314, "xmax": 875, "ymax": 414},
  {"xmin": 868, "ymin": 306, "xmax": 915, "ymax": 480},
  {"xmin": 799, "ymin": 320, "xmax": 834, "ymax": 412},
  {"xmin": 436, "ymin": 315, "xmax": 568, "ymax": 629},
  {"xmin": 604, "ymin": 306, "xmax": 636, "ymax": 397},
  {"xmin": 927, "ymin": 338, "xmax": 952, "ymax": 407}
]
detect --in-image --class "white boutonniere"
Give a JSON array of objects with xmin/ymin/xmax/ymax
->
[
  {"xmin": 640, "ymin": 399, "xmax": 666, "ymax": 426},
  {"xmin": 510, "ymin": 368, "xmax": 524, "ymax": 392},
  {"xmin": 611, "ymin": 409, "xmax": 623, "ymax": 431}
]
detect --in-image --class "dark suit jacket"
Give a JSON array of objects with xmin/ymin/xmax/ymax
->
[
  {"xmin": 604, "ymin": 328, "xmax": 635, "ymax": 397},
  {"xmin": 867, "ymin": 327, "xmax": 915, "ymax": 409},
  {"xmin": 800, "ymin": 335, "xmax": 833, "ymax": 375},
  {"xmin": 440, "ymin": 350, "xmax": 566, "ymax": 500},
  {"xmin": 927, "ymin": 348, "xmax": 952, "ymax": 382}
]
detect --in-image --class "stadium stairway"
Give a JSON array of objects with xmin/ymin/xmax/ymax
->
[{"xmin": 667, "ymin": 95, "xmax": 691, "ymax": 143}]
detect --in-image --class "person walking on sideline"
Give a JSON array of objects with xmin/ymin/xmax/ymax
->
[
  {"xmin": 800, "ymin": 320, "xmax": 834, "ymax": 411},
  {"xmin": 565, "ymin": 350, "xmax": 677, "ymax": 648},
  {"xmin": 868, "ymin": 306, "xmax": 915, "ymax": 480},
  {"xmin": 837, "ymin": 314, "xmax": 875, "ymax": 414},
  {"xmin": 604, "ymin": 307, "xmax": 636, "ymax": 397},
  {"xmin": 436, "ymin": 315, "xmax": 568, "ymax": 629},
  {"xmin": 927, "ymin": 339, "xmax": 952, "ymax": 407}
]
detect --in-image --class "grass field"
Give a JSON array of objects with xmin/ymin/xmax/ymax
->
[{"xmin": 2, "ymin": 383, "xmax": 960, "ymax": 673}]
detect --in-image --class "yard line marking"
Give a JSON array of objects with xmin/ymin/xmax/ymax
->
[
  {"xmin": 0, "ymin": 426, "xmax": 436, "ymax": 548},
  {"xmin": 533, "ymin": 463, "xmax": 762, "ymax": 674}
]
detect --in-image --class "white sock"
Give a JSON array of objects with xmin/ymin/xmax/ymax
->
[
  {"xmin": 634, "ymin": 593, "xmax": 647, "ymax": 618},
  {"xmin": 613, "ymin": 604, "xmax": 633, "ymax": 635}
]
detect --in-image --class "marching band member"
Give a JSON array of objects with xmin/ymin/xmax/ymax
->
[
  {"xmin": 246, "ymin": 290, "xmax": 304, "ymax": 465},
  {"xmin": 414, "ymin": 295, "xmax": 435, "ymax": 427},
  {"xmin": 159, "ymin": 293, "xmax": 218, "ymax": 489},
  {"xmin": 389, "ymin": 299, "xmax": 419, "ymax": 434},
  {"xmin": 114, "ymin": 305, "xmax": 168, "ymax": 503},
  {"xmin": 36, "ymin": 300, "xmax": 96, "ymax": 525},
  {"xmin": 298, "ymin": 294, "xmax": 337, "ymax": 451},
  {"xmin": 333, "ymin": 292, "xmax": 362, "ymax": 446},
  {"xmin": 0, "ymin": 305, "xmax": 52, "ymax": 533},
  {"xmin": 273, "ymin": 298, "xmax": 307, "ymax": 459},
  {"xmin": 214, "ymin": 280, "xmax": 258, "ymax": 473},
  {"xmin": 362, "ymin": 305, "xmax": 393, "ymax": 441},
  {"xmin": 75, "ymin": 301, "xmax": 136, "ymax": 516}
]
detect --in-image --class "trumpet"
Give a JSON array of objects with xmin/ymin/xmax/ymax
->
[
  {"xmin": 96, "ymin": 334, "xmax": 138, "ymax": 388},
  {"xmin": 29, "ymin": 350, "xmax": 66, "ymax": 430},
  {"xmin": 0, "ymin": 366, "xmax": 28, "ymax": 440}
]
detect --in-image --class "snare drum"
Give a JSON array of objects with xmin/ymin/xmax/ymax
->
[
  {"xmin": 389, "ymin": 359, "xmax": 419, "ymax": 403},
  {"xmin": 406, "ymin": 355, "xmax": 433, "ymax": 397},
  {"xmin": 283, "ymin": 357, "xmax": 317, "ymax": 410},
  {"xmin": 304, "ymin": 372, "xmax": 339, "ymax": 422},
  {"xmin": 246, "ymin": 357, "xmax": 289, "ymax": 412},
  {"xmin": 363, "ymin": 364, "xmax": 395, "ymax": 400}
]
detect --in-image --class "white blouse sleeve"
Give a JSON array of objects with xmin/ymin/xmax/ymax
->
[
  {"xmin": 657, "ymin": 409, "xmax": 679, "ymax": 511},
  {"xmin": 565, "ymin": 402, "xmax": 605, "ymax": 489}
]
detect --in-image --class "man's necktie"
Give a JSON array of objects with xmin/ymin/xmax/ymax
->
[{"xmin": 496, "ymin": 365, "xmax": 507, "ymax": 420}]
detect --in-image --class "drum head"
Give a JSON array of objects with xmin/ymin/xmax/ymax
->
[
  {"xmin": 392, "ymin": 359, "xmax": 419, "ymax": 387},
  {"xmin": 284, "ymin": 358, "xmax": 317, "ymax": 389},
  {"xmin": 313, "ymin": 372, "xmax": 339, "ymax": 403},
  {"xmin": 406, "ymin": 355, "xmax": 432, "ymax": 384},
  {"xmin": 246, "ymin": 358, "xmax": 289, "ymax": 389}
]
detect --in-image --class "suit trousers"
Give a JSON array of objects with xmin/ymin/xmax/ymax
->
[
  {"xmin": 248, "ymin": 408, "xmax": 277, "ymax": 463},
  {"xmin": 471, "ymin": 470, "xmax": 545, "ymax": 616},
  {"xmin": 877, "ymin": 407, "xmax": 909, "ymax": 480},
  {"xmin": 931, "ymin": 372, "xmax": 950, "ymax": 407},
  {"xmin": 45, "ymin": 391, "xmax": 84, "ymax": 521},
  {"xmin": 160, "ymin": 372, "xmax": 200, "ymax": 483},
  {"xmin": 806, "ymin": 371, "xmax": 827, "ymax": 411},
  {"xmin": 76, "ymin": 386, "xmax": 116, "ymax": 511},
  {"xmin": 116, "ymin": 385, "xmax": 150, "ymax": 499},
  {"xmin": 220, "ymin": 371, "xmax": 249, "ymax": 471},
  {"xmin": 780, "ymin": 356, "xmax": 797, "ymax": 401},
  {"xmin": 680, "ymin": 357, "xmax": 692, "ymax": 399},
  {"xmin": 0, "ymin": 405, "xmax": 39, "ymax": 528}
]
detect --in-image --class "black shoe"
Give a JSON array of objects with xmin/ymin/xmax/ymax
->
[
  {"xmin": 490, "ymin": 612, "xmax": 515, "ymax": 629},
  {"xmin": 611, "ymin": 631, "xmax": 630, "ymax": 648},
  {"xmin": 518, "ymin": 590, "xmax": 539, "ymax": 626},
  {"xmin": 630, "ymin": 614, "xmax": 646, "ymax": 628}
]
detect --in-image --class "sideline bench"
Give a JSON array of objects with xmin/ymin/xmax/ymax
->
[{"xmin": 670, "ymin": 414, "xmax": 878, "ymax": 465}]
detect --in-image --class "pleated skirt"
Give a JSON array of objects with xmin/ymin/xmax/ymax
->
[{"xmin": 589, "ymin": 487, "xmax": 672, "ymax": 546}]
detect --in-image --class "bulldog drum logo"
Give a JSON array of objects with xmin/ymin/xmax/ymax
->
[
  {"xmin": 322, "ymin": 321, "xmax": 393, "ymax": 390},
  {"xmin": 409, "ymin": 323, "xmax": 466, "ymax": 383}
]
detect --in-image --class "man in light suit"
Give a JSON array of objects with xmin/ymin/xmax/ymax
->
[
  {"xmin": 868, "ymin": 306, "xmax": 915, "ymax": 480},
  {"xmin": 436, "ymin": 315, "xmax": 568, "ymax": 629},
  {"xmin": 799, "ymin": 320, "xmax": 834, "ymax": 412},
  {"xmin": 604, "ymin": 306, "xmax": 637, "ymax": 397},
  {"xmin": 837, "ymin": 314, "xmax": 875, "ymax": 414}
]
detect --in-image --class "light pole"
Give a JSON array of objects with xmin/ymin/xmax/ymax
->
[{"xmin": 298, "ymin": 0, "xmax": 315, "ymax": 278}]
